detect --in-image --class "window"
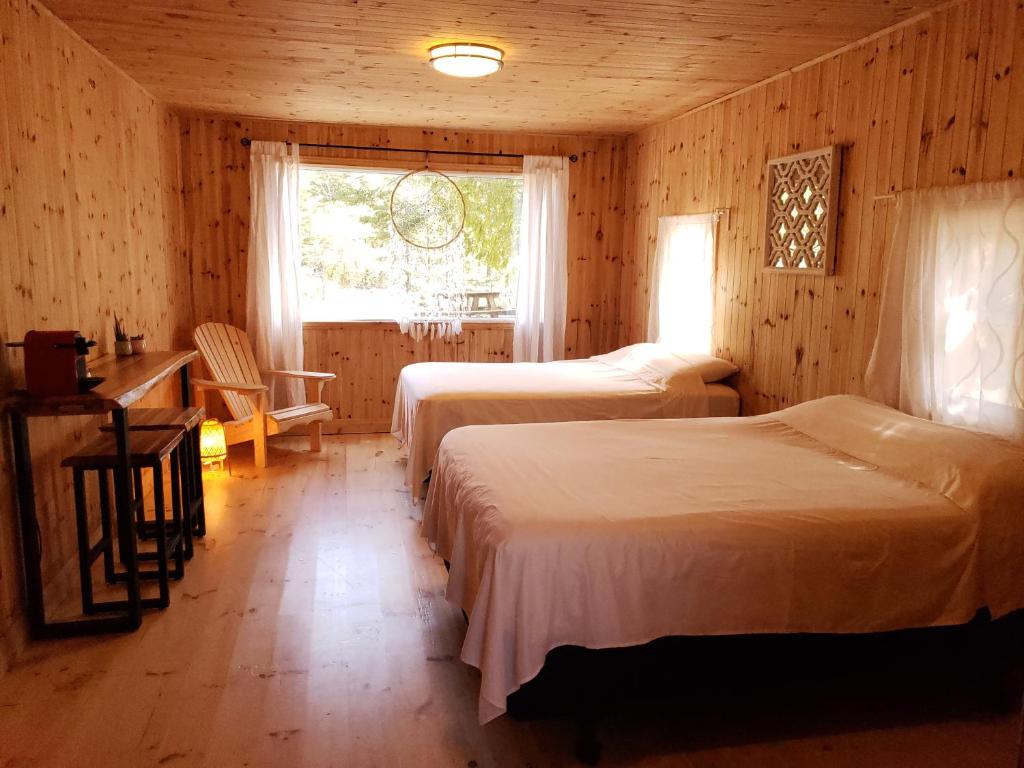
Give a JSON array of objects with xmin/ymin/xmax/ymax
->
[
  {"xmin": 298, "ymin": 165, "xmax": 523, "ymax": 322},
  {"xmin": 866, "ymin": 180, "xmax": 1024, "ymax": 439},
  {"xmin": 647, "ymin": 213, "xmax": 716, "ymax": 353},
  {"xmin": 928, "ymin": 195, "xmax": 1024, "ymax": 432}
]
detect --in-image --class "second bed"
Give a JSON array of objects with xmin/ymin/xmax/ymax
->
[{"xmin": 392, "ymin": 343, "xmax": 739, "ymax": 498}]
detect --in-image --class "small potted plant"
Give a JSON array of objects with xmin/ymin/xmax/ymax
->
[
  {"xmin": 114, "ymin": 315, "xmax": 133, "ymax": 356},
  {"xmin": 130, "ymin": 333, "xmax": 147, "ymax": 354}
]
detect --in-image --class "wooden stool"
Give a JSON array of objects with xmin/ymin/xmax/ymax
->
[
  {"xmin": 62, "ymin": 428, "xmax": 187, "ymax": 612},
  {"xmin": 101, "ymin": 406, "xmax": 207, "ymax": 553}
]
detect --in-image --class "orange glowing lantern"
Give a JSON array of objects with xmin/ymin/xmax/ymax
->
[{"xmin": 199, "ymin": 418, "xmax": 227, "ymax": 470}]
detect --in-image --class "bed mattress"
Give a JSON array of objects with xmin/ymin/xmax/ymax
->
[
  {"xmin": 705, "ymin": 382, "xmax": 740, "ymax": 417},
  {"xmin": 421, "ymin": 395, "xmax": 1024, "ymax": 723}
]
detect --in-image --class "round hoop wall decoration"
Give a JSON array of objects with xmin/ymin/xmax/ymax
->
[{"xmin": 389, "ymin": 168, "xmax": 466, "ymax": 249}]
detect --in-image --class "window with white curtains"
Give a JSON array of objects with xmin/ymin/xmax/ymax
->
[
  {"xmin": 296, "ymin": 164, "xmax": 523, "ymax": 337},
  {"xmin": 646, "ymin": 213, "xmax": 717, "ymax": 354},
  {"xmin": 866, "ymin": 180, "xmax": 1024, "ymax": 439}
]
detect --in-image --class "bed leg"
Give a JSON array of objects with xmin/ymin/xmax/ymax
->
[
  {"xmin": 574, "ymin": 649, "xmax": 603, "ymax": 765},
  {"xmin": 573, "ymin": 647, "xmax": 602, "ymax": 765},
  {"xmin": 575, "ymin": 715, "xmax": 601, "ymax": 765},
  {"xmin": 968, "ymin": 610, "xmax": 1020, "ymax": 713}
]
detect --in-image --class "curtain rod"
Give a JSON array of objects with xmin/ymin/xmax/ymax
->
[{"xmin": 240, "ymin": 137, "xmax": 578, "ymax": 163}]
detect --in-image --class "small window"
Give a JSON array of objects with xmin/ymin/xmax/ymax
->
[{"xmin": 298, "ymin": 165, "xmax": 523, "ymax": 322}]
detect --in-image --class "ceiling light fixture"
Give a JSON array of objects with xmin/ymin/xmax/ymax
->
[{"xmin": 429, "ymin": 43, "xmax": 504, "ymax": 78}]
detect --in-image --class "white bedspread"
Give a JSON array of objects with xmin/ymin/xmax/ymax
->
[
  {"xmin": 421, "ymin": 395, "xmax": 1024, "ymax": 723},
  {"xmin": 392, "ymin": 345, "xmax": 735, "ymax": 499}
]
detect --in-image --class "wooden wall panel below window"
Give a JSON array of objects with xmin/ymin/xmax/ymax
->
[{"xmin": 301, "ymin": 322, "xmax": 513, "ymax": 433}]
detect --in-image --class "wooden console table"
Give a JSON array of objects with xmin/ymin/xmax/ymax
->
[{"xmin": 5, "ymin": 350, "xmax": 197, "ymax": 638}]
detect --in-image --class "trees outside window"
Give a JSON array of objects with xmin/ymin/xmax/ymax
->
[{"xmin": 299, "ymin": 166, "xmax": 523, "ymax": 322}]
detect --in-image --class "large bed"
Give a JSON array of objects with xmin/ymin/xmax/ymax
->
[
  {"xmin": 420, "ymin": 395, "xmax": 1024, "ymax": 723},
  {"xmin": 392, "ymin": 343, "xmax": 739, "ymax": 498}
]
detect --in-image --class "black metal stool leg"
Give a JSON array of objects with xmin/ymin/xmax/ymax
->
[
  {"xmin": 110, "ymin": 409, "xmax": 141, "ymax": 628},
  {"xmin": 169, "ymin": 448, "xmax": 186, "ymax": 577},
  {"xmin": 190, "ymin": 425, "xmax": 206, "ymax": 537},
  {"xmin": 152, "ymin": 463, "xmax": 170, "ymax": 608},
  {"xmin": 112, "ymin": 467, "xmax": 129, "ymax": 566},
  {"xmin": 72, "ymin": 469, "xmax": 94, "ymax": 615},
  {"xmin": 98, "ymin": 470, "xmax": 115, "ymax": 583},
  {"xmin": 173, "ymin": 441, "xmax": 193, "ymax": 559},
  {"xmin": 132, "ymin": 466, "xmax": 147, "ymax": 533}
]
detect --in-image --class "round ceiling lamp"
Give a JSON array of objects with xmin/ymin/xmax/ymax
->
[{"xmin": 429, "ymin": 43, "xmax": 504, "ymax": 78}]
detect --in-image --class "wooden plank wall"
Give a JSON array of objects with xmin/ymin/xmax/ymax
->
[
  {"xmin": 619, "ymin": 0, "xmax": 1024, "ymax": 414},
  {"xmin": 304, "ymin": 321, "xmax": 512, "ymax": 433},
  {"xmin": 177, "ymin": 114, "xmax": 626, "ymax": 429},
  {"xmin": 0, "ymin": 0, "xmax": 191, "ymax": 671}
]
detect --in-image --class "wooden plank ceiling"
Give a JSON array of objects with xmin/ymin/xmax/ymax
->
[{"xmin": 43, "ymin": 0, "xmax": 949, "ymax": 133}]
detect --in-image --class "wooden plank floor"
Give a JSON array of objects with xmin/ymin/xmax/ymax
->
[{"xmin": 0, "ymin": 434, "xmax": 1019, "ymax": 767}]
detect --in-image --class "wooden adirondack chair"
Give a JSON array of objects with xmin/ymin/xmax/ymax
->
[{"xmin": 192, "ymin": 322, "xmax": 336, "ymax": 468}]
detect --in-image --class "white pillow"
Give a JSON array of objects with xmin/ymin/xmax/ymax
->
[
  {"xmin": 593, "ymin": 343, "xmax": 739, "ymax": 384},
  {"xmin": 668, "ymin": 351, "xmax": 740, "ymax": 383}
]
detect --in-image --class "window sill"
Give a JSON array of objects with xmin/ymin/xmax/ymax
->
[{"xmin": 302, "ymin": 318, "xmax": 515, "ymax": 331}]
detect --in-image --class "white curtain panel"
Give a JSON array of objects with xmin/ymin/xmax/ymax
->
[
  {"xmin": 513, "ymin": 156, "xmax": 569, "ymax": 362},
  {"xmin": 646, "ymin": 213, "xmax": 717, "ymax": 353},
  {"xmin": 865, "ymin": 179, "xmax": 1024, "ymax": 439},
  {"xmin": 245, "ymin": 140, "xmax": 305, "ymax": 409}
]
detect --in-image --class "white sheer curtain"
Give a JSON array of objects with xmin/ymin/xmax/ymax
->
[
  {"xmin": 865, "ymin": 180, "xmax": 1024, "ymax": 439},
  {"xmin": 513, "ymin": 156, "xmax": 569, "ymax": 362},
  {"xmin": 646, "ymin": 213, "xmax": 717, "ymax": 353},
  {"xmin": 246, "ymin": 140, "xmax": 304, "ymax": 409}
]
